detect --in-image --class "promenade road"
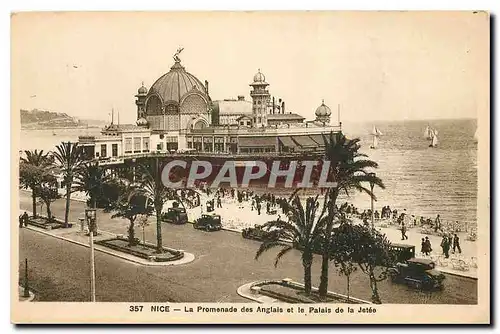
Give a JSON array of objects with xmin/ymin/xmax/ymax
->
[{"xmin": 18, "ymin": 191, "xmax": 477, "ymax": 304}]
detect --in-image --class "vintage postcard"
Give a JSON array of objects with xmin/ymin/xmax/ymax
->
[{"xmin": 11, "ymin": 11, "xmax": 490, "ymax": 324}]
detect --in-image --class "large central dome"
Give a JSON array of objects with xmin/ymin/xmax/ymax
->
[{"xmin": 147, "ymin": 61, "xmax": 208, "ymax": 104}]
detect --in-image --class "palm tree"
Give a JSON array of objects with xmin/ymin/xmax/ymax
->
[
  {"xmin": 136, "ymin": 159, "xmax": 171, "ymax": 253},
  {"xmin": 318, "ymin": 131, "xmax": 385, "ymax": 298},
  {"xmin": 52, "ymin": 142, "xmax": 84, "ymax": 227},
  {"xmin": 19, "ymin": 150, "xmax": 53, "ymax": 217},
  {"xmin": 73, "ymin": 162, "xmax": 111, "ymax": 209},
  {"xmin": 255, "ymin": 195, "xmax": 327, "ymax": 295},
  {"xmin": 110, "ymin": 180, "xmax": 153, "ymax": 246}
]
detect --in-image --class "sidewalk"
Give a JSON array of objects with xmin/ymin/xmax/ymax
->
[
  {"xmin": 19, "ymin": 210, "xmax": 195, "ymax": 267},
  {"xmin": 179, "ymin": 193, "xmax": 478, "ymax": 279},
  {"xmin": 374, "ymin": 221, "xmax": 477, "ymax": 279}
]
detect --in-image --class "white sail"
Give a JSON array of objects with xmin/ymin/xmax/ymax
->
[
  {"xmin": 375, "ymin": 127, "xmax": 383, "ymax": 136},
  {"xmin": 424, "ymin": 126, "xmax": 431, "ymax": 139},
  {"xmin": 371, "ymin": 134, "xmax": 378, "ymax": 149},
  {"xmin": 474, "ymin": 128, "xmax": 478, "ymax": 141},
  {"xmin": 430, "ymin": 131, "xmax": 438, "ymax": 147},
  {"xmin": 371, "ymin": 125, "xmax": 378, "ymax": 136},
  {"xmin": 433, "ymin": 128, "xmax": 439, "ymax": 136}
]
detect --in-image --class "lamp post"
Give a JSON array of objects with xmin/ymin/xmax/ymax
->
[
  {"xmin": 85, "ymin": 208, "xmax": 97, "ymax": 302},
  {"xmin": 369, "ymin": 172, "xmax": 375, "ymax": 230}
]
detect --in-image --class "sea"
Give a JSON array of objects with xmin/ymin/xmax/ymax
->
[{"xmin": 19, "ymin": 118, "xmax": 478, "ymax": 226}]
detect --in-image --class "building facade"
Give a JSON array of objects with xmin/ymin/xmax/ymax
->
[{"xmin": 79, "ymin": 52, "xmax": 340, "ymax": 161}]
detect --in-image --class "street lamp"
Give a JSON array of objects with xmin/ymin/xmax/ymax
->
[
  {"xmin": 369, "ymin": 172, "xmax": 376, "ymax": 230},
  {"xmin": 85, "ymin": 208, "xmax": 97, "ymax": 302}
]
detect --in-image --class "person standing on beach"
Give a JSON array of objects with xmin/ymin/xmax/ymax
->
[
  {"xmin": 453, "ymin": 234, "xmax": 462, "ymax": 254},
  {"xmin": 401, "ymin": 223, "xmax": 408, "ymax": 240},
  {"xmin": 434, "ymin": 214, "xmax": 441, "ymax": 232}
]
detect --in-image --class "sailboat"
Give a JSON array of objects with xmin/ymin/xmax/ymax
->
[
  {"xmin": 474, "ymin": 128, "xmax": 478, "ymax": 142},
  {"xmin": 370, "ymin": 126, "xmax": 383, "ymax": 149},
  {"xmin": 429, "ymin": 129, "xmax": 438, "ymax": 148}
]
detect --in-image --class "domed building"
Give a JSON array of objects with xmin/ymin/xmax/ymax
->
[
  {"xmin": 315, "ymin": 100, "xmax": 331, "ymax": 124},
  {"xmin": 79, "ymin": 49, "xmax": 342, "ymax": 162},
  {"xmin": 140, "ymin": 59, "xmax": 211, "ymax": 132}
]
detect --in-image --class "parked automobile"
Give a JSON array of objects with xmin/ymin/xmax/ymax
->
[
  {"xmin": 161, "ymin": 207, "xmax": 188, "ymax": 225},
  {"xmin": 193, "ymin": 213, "xmax": 222, "ymax": 232},
  {"xmin": 242, "ymin": 225, "xmax": 281, "ymax": 241},
  {"xmin": 389, "ymin": 243, "xmax": 416, "ymax": 263},
  {"xmin": 388, "ymin": 258, "xmax": 445, "ymax": 290}
]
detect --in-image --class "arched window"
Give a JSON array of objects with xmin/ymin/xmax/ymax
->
[{"xmin": 146, "ymin": 95, "xmax": 162, "ymax": 116}]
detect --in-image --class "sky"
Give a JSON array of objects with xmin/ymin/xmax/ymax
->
[{"xmin": 11, "ymin": 11, "xmax": 489, "ymax": 124}]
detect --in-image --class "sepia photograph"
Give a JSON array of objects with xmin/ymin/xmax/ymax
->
[{"xmin": 10, "ymin": 11, "xmax": 490, "ymax": 324}]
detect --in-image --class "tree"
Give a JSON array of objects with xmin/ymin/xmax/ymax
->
[
  {"xmin": 19, "ymin": 150, "xmax": 53, "ymax": 217},
  {"xmin": 329, "ymin": 221, "xmax": 358, "ymax": 302},
  {"xmin": 136, "ymin": 159, "xmax": 171, "ymax": 253},
  {"xmin": 136, "ymin": 214, "xmax": 150, "ymax": 246},
  {"xmin": 318, "ymin": 131, "xmax": 385, "ymax": 298},
  {"xmin": 351, "ymin": 225, "xmax": 393, "ymax": 304},
  {"xmin": 52, "ymin": 142, "xmax": 84, "ymax": 227},
  {"xmin": 255, "ymin": 195, "xmax": 327, "ymax": 295},
  {"xmin": 73, "ymin": 162, "xmax": 112, "ymax": 209},
  {"xmin": 110, "ymin": 180, "xmax": 153, "ymax": 246},
  {"xmin": 36, "ymin": 176, "xmax": 61, "ymax": 221}
]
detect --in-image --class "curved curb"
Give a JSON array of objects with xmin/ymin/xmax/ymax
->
[
  {"xmin": 24, "ymin": 225, "xmax": 195, "ymax": 267},
  {"xmin": 237, "ymin": 279, "xmax": 372, "ymax": 304},
  {"xmin": 18, "ymin": 286, "xmax": 35, "ymax": 302},
  {"xmin": 237, "ymin": 281, "xmax": 263, "ymax": 303}
]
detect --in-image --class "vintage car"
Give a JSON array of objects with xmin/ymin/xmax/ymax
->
[
  {"xmin": 388, "ymin": 258, "xmax": 446, "ymax": 290},
  {"xmin": 389, "ymin": 243, "xmax": 416, "ymax": 263},
  {"xmin": 242, "ymin": 225, "xmax": 281, "ymax": 242},
  {"xmin": 193, "ymin": 213, "xmax": 222, "ymax": 232},
  {"xmin": 161, "ymin": 207, "xmax": 188, "ymax": 225}
]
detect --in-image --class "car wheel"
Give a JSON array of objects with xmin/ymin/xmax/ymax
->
[
  {"xmin": 414, "ymin": 282, "xmax": 422, "ymax": 290},
  {"xmin": 205, "ymin": 225, "xmax": 210, "ymax": 232}
]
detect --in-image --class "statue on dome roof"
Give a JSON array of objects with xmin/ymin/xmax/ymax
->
[{"xmin": 173, "ymin": 47, "xmax": 184, "ymax": 62}]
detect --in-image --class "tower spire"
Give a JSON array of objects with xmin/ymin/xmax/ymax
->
[{"xmin": 111, "ymin": 108, "xmax": 114, "ymax": 125}]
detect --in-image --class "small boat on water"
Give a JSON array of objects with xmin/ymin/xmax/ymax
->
[
  {"xmin": 370, "ymin": 126, "xmax": 383, "ymax": 149},
  {"xmin": 429, "ymin": 129, "xmax": 438, "ymax": 148},
  {"xmin": 52, "ymin": 130, "xmax": 57, "ymax": 136}
]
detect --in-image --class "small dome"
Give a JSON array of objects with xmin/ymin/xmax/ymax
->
[
  {"xmin": 138, "ymin": 82, "xmax": 148, "ymax": 95},
  {"xmin": 253, "ymin": 69, "xmax": 266, "ymax": 83},
  {"xmin": 315, "ymin": 100, "xmax": 332, "ymax": 117},
  {"xmin": 136, "ymin": 117, "xmax": 148, "ymax": 126}
]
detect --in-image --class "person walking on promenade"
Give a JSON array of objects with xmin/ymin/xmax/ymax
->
[
  {"xmin": 19, "ymin": 214, "xmax": 24, "ymax": 228},
  {"xmin": 401, "ymin": 223, "xmax": 408, "ymax": 240},
  {"xmin": 453, "ymin": 233, "xmax": 462, "ymax": 254},
  {"xmin": 434, "ymin": 214, "xmax": 441, "ymax": 233},
  {"xmin": 424, "ymin": 237, "xmax": 432, "ymax": 255},
  {"xmin": 421, "ymin": 238, "xmax": 426, "ymax": 255},
  {"xmin": 257, "ymin": 202, "xmax": 261, "ymax": 215},
  {"xmin": 22, "ymin": 211, "xmax": 29, "ymax": 227},
  {"xmin": 441, "ymin": 236, "xmax": 450, "ymax": 258}
]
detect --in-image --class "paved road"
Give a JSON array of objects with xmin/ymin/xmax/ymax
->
[{"xmin": 18, "ymin": 192, "xmax": 477, "ymax": 304}]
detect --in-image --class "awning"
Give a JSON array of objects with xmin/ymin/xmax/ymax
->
[
  {"xmin": 279, "ymin": 136, "xmax": 297, "ymax": 148},
  {"xmin": 238, "ymin": 137, "xmax": 276, "ymax": 147},
  {"xmin": 292, "ymin": 136, "xmax": 318, "ymax": 148},
  {"xmin": 308, "ymin": 134, "xmax": 327, "ymax": 147}
]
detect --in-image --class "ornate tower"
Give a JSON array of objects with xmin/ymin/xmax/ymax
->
[
  {"xmin": 250, "ymin": 69, "xmax": 270, "ymax": 127},
  {"xmin": 135, "ymin": 82, "xmax": 148, "ymax": 120},
  {"xmin": 315, "ymin": 100, "xmax": 332, "ymax": 124}
]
